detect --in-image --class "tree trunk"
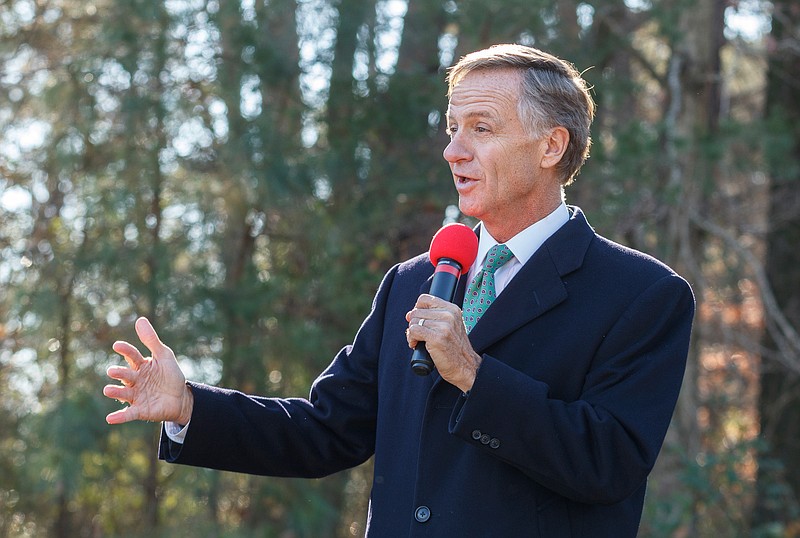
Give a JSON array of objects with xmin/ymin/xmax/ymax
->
[
  {"xmin": 645, "ymin": 1, "xmax": 725, "ymax": 532},
  {"xmin": 326, "ymin": 0, "xmax": 374, "ymax": 202},
  {"xmin": 755, "ymin": 0, "xmax": 800, "ymax": 527}
]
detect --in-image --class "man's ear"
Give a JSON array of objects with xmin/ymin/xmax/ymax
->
[{"xmin": 540, "ymin": 126, "xmax": 570, "ymax": 170}]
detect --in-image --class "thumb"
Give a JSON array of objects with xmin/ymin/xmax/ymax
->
[{"xmin": 135, "ymin": 317, "xmax": 169, "ymax": 357}]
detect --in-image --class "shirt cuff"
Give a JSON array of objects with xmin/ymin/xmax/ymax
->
[{"xmin": 164, "ymin": 421, "xmax": 190, "ymax": 444}]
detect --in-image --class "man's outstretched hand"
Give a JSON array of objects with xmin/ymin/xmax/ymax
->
[{"xmin": 104, "ymin": 317, "xmax": 193, "ymax": 426}]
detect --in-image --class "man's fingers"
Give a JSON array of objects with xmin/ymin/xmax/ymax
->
[
  {"xmin": 112, "ymin": 341, "xmax": 145, "ymax": 369},
  {"xmin": 103, "ymin": 384, "xmax": 133, "ymax": 403},
  {"xmin": 107, "ymin": 365, "xmax": 136, "ymax": 386},
  {"xmin": 409, "ymin": 295, "xmax": 460, "ymax": 319},
  {"xmin": 103, "ymin": 385, "xmax": 143, "ymax": 424},
  {"xmin": 106, "ymin": 406, "xmax": 138, "ymax": 425},
  {"xmin": 414, "ymin": 294, "xmax": 451, "ymax": 309},
  {"xmin": 406, "ymin": 326, "xmax": 421, "ymax": 349},
  {"xmin": 135, "ymin": 317, "xmax": 169, "ymax": 358}
]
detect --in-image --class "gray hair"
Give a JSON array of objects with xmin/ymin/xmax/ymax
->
[{"xmin": 447, "ymin": 44, "xmax": 595, "ymax": 185}]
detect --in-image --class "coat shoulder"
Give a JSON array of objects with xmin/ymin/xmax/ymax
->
[{"xmin": 395, "ymin": 251, "xmax": 434, "ymax": 279}]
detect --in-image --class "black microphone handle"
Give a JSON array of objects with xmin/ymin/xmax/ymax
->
[{"xmin": 410, "ymin": 260, "xmax": 461, "ymax": 376}]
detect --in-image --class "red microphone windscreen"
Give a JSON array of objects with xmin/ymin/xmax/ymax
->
[{"xmin": 428, "ymin": 223, "xmax": 479, "ymax": 270}]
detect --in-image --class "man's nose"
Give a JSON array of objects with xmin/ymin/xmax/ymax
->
[{"xmin": 443, "ymin": 136, "xmax": 472, "ymax": 164}]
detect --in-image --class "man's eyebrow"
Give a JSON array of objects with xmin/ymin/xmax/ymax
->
[{"xmin": 446, "ymin": 109, "xmax": 498, "ymax": 122}]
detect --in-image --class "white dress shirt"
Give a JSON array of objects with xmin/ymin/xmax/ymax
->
[
  {"xmin": 466, "ymin": 201, "xmax": 570, "ymax": 297},
  {"xmin": 165, "ymin": 202, "xmax": 570, "ymax": 444}
]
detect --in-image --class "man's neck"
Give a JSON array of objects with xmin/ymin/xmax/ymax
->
[{"xmin": 482, "ymin": 191, "xmax": 565, "ymax": 243}]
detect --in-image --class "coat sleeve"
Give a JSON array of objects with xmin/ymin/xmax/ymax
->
[
  {"xmin": 158, "ymin": 265, "xmax": 401, "ymax": 478},
  {"xmin": 448, "ymin": 273, "xmax": 694, "ymax": 504}
]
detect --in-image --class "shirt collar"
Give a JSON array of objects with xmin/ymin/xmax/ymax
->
[{"xmin": 474, "ymin": 201, "xmax": 570, "ymax": 269}]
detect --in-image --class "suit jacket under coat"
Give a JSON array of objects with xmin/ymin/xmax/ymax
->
[{"xmin": 159, "ymin": 206, "xmax": 695, "ymax": 537}]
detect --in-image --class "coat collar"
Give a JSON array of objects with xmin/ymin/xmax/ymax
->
[
  {"xmin": 419, "ymin": 206, "xmax": 595, "ymax": 356},
  {"xmin": 468, "ymin": 206, "xmax": 594, "ymax": 352}
]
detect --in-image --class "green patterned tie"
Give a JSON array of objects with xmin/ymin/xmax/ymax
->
[{"xmin": 462, "ymin": 243, "xmax": 513, "ymax": 333}]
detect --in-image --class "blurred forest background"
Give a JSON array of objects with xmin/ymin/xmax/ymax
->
[{"xmin": 1, "ymin": 0, "xmax": 799, "ymax": 536}]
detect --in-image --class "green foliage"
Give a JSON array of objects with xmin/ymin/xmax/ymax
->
[{"xmin": 643, "ymin": 438, "xmax": 800, "ymax": 538}]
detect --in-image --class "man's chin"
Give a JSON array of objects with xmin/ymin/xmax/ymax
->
[{"xmin": 456, "ymin": 200, "xmax": 482, "ymax": 221}]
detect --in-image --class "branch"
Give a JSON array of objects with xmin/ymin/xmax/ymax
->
[
  {"xmin": 592, "ymin": 6, "xmax": 668, "ymax": 87},
  {"xmin": 689, "ymin": 211, "xmax": 800, "ymax": 374}
]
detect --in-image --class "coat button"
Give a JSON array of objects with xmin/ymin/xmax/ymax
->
[
  {"xmin": 489, "ymin": 438, "xmax": 501, "ymax": 449},
  {"xmin": 415, "ymin": 505, "xmax": 431, "ymax": 523},
  {"xmin": 472, "ymin": 429, "xmax": 482, "ymax": 440},
  {"xmin": 480, "ymin": 433, "xmax": 491, "ymax": 445}
]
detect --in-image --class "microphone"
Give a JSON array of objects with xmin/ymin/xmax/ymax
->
[{"xmin": 410, "ymin": 223, "xmax": 479, "ymax": 376}]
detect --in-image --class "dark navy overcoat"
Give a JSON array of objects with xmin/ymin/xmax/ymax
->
[{"xmin": 160, "ymin": 207, "xmax": 695, "ymax": 537}]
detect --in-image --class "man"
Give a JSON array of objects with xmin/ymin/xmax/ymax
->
[{"xmin": 104, "ymin": 44, "xmax": 694, "ymax": 536}]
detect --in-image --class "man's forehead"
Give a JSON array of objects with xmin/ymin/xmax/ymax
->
[
  {"xmin": 446, "ymin": 76, "xmax": 521, "ymax": 120},
  {"xmin": 445, "ymin": 107, "xmax": 499, "ymax": 121},
  {"xmin": 448, "ymin": 66, "xmax": 522, "ymax": 94}
]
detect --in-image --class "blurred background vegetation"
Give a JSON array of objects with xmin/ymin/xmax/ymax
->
[{"xmin": 1, "ymin": 0, "xmax": 799, "ymax": 536}]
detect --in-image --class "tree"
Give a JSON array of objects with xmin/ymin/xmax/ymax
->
[
  {"xmin": 0, "ymin": 0, "xmax": 790, "ymax": 536},
  {"xmin": 755, "ymin": 0, "xmax": 800, "ymax": 528}
]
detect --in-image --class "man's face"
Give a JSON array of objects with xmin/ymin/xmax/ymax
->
[{"xmin": 444, "ymin": 68, "xmax": 559, "ymax": 241}]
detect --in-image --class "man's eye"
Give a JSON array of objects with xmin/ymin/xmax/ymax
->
[{"xmin": 446, "ymin": 125, "xmax": 458, "ymax": 135}]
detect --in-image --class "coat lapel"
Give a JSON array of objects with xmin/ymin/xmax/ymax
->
[
  {"xmin": 419, "ymin": 207, "xmax": 595, "ymax": 381},
  {"xmin": 467, "ymin": 207, "xmax": 595, "ymax": 354},
  {"xmin": 466, "ymin": 250, "xmax": 566, "ymax": 353}
]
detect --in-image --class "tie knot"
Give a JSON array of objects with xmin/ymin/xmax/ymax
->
[{"xmin": 482, "ymin": 244, "xmax": 512, "ymax": 274}]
